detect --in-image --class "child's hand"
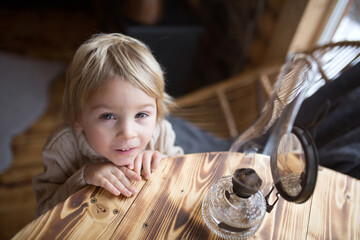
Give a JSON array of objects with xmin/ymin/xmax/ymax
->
[
  {"xmin": 84, "ymin": 162, "xmax": 141, "ymax": 197},
  {"xmin": 130, "ymin": 150, "xmax": 163, "ymax": 180}
]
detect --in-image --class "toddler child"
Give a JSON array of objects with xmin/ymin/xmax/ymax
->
[{"xmin": 33, "ymin": 33, "xmax": 184, "ymax": 217}]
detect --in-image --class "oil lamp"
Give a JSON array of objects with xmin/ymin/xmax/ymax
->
[{"xmin": 202, "ymin": 53, "xmax": 320, "ymax": 239}]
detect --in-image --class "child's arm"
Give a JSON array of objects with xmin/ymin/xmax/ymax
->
[
  {"xmin": 33, "ymin": 127, "xmax": 89, "ymax": 217},
  {"xmin": 32, "ymin": 126, "xmax": 138, "ymax": 217},
  {"xmin": 33, "ymin": 148, "xmax": 89, "ymax": 217}
]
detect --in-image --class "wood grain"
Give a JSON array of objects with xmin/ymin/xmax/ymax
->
[
  {"xmin": 13, "ymin": 153, "xmax": 228, "ymax": 239},
  {"xmin": 13, "ymin": 182, "xmax": 146, "ymax": 239},
  {"xmin": 307, "ymin": 167, "xmax": 360, "ymax": 240},
  {"xmin": 110, "ymin": 153, "xmax": 227, "ymax": 240},
  {"xmin": 12, "ymin": 152, "xmax": 360, "ymax": 240}
]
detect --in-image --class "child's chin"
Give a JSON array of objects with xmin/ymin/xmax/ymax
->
[{"xmin": 111, "ymin": 156, "xmax": 135, "ymax": 167}]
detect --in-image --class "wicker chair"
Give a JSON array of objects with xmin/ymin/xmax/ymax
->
[{"xmin": 172, "ymin": 41, "xmax": 360, "ymax": 139}]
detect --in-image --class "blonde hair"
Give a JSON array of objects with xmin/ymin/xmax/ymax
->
[{"xmin": 62, "ymin": 33, "xmax": 173, "ymax": 125}]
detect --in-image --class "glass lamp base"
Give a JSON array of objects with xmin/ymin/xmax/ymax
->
[{"xmin": 202, "ymin": 176, "xmax": 264, "ymax": 240}]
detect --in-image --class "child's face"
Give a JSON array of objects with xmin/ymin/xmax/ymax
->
[{"xmin": 75, "ymin": 78, "xmax": 157, "ymax": 167}]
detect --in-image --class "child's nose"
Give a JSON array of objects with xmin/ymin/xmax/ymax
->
[{"xmin": 115, "ymin": 119, "xmax": 136, "ymax": 140}]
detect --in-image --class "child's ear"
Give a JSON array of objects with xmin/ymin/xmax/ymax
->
[{"xmin": 74, "ymin": 121, "xmax": 83, "ymax": 131}]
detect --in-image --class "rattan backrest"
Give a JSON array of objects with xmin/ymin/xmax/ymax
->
[
  {"xmin": 173, "ymin": 66, "xmax": 281, "ymax": 139},
  {"xmin": 172, "ymin": 41, "xmax": 360, "ymax": 139}
]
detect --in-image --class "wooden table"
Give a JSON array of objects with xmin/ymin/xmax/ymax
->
[{"xmin": 13, "ymin": 152, "xmax": 360, "ymax": 239}]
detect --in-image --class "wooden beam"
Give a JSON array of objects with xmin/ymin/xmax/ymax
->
[
  {"xmin": 288, "ymin": 0, "xmax": 339, "ymax": 52},
  {"xmin": 264, "ymin": 0, "xmax": 309, "ymax": 64}
]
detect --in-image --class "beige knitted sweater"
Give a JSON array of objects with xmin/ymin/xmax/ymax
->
[{"xmin": 33, "ymin": 119, "xmax": 184, "ymax": 217}]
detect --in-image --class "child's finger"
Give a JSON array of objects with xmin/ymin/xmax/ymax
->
[
  {"xmin": 142, "ymin": 151, "xmax": 152, "ymax": 179},
  {"xmin": 151, "ymin": 151, "xmax": 162, "ymax": 172},
  {"xmin": 127, "ymin": 162, "xmax": 134, "ymax": 170},
  {"xmin": 101, "ymin": 177, "xmax": 121, "ymax": 196},
  {"xmin": 119, "ymin": 166, "xmax": 141, "ymax": 181},
  {"xmin": 133, "ymin": 153, "xmax": 142, "ymax": 176},
  {"xmin": 111, "ymin": 169, "xmax": 137, "ymax": 196}
]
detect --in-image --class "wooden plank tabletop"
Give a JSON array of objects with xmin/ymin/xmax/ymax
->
[{"xmin": 13, "ymin": 152, "xmax": 360, "ymax": 240}]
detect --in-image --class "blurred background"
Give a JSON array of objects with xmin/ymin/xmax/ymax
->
[{"xmin": 0, "ymin": 0, "xmax": 359, "ymax": 239}]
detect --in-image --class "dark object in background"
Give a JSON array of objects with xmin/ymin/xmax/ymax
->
[
  {"xmin": 126, "ymin": 26, "xmax": 203, "ymax": 97},
  {"xmin": 192, "ymin": 0, "xmax": 265, "ymax": 88},
  {"xmin": 118, "ymin": 0, "xmax": 203, "ymax": 97},
  {"xmin": 295, "ymin": 62, "xmax": 360, "ymax": 179},
  {"xmin": 118, "ymin": 0, "xmax": 265, "ymax": 97}
]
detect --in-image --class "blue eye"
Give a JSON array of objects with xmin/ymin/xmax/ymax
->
[
  {"xmin": 100, "ymin": 114, "xmax": 116, "ymax": 120},
  {"xmin": 135, "ymin": 112, "xmax": 148, "ymax": 118}
]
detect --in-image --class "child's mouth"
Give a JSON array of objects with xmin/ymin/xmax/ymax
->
[{"xmin": 115, "ymin": 148, "xmax": 134, "ymax": 154}]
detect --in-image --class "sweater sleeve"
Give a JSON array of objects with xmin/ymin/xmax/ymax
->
[
  {"xmin": 32, "ymin": 128, "xmax": 88, "ymax": 217},
  {"xmin": 147, "ymin": 119, "xmax": 184, "ymax": 156}
]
